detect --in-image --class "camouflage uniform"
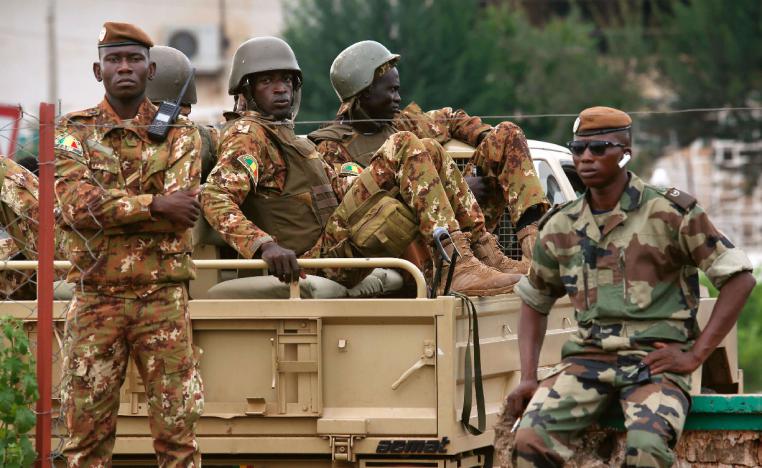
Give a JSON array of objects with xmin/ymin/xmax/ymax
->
[
  {"xmin": 202, "ymin": 111, "xmax": 468, "ymax": 287},
  {"xmin": 513, "ymin": 173, "xmax": 753, "ymax": 468},
  {"xmin": 55, "ymin": 98, "xmax": 204, "ymax": 467},
  {"xmin": 0, "ymin": 157, "xmax": 40, "ymax": 298},
  {"xmin": 312, "ymin": 102, "xmax": 549, "ymax": 232}
]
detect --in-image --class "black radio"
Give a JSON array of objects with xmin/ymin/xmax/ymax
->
[{"xmin": 147, "ymin": 68, "xmax": 196, "ymax": 142}]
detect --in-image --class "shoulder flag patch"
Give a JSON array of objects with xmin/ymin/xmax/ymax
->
[
  {"xmin": 340, "ymin": 161, "xmax": 363, "ymax": 176},
  {"xmin": 237, "ymin": 154, "xmax": 259, "ymax": 187},
  {"xmin": 55, "ymin": 134, "xmax": 83, "ymax": 157}
]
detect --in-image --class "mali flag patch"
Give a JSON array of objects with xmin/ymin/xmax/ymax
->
[
  {"xmin": 237, "ymin": 154, "xmax": 259, "ymax": 187},
  {"xmin": 340, "ymin": 161, "xmax": 363, "ymax": 176},
  {"xmin": 55, "ymin": 134, "xmax": 83, "ymax": 157}
]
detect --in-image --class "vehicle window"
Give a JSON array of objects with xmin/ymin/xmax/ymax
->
[
  {"xmin": 562, "ymin": 163, "xmax": 586, "ymax": 197},
  {"xmin": 533, "ymin": 160, "xmax": 567, "ymax": 205}
]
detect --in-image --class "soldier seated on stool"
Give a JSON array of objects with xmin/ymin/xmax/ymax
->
[
  {"xmin": 505, "ymin": 106, "xmax": 755, "ymax": 468},
  {"xmin": 201, "ymin": 37, "xmax": 521, "ymax": 296}
]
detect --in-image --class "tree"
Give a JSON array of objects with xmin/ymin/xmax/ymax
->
[
  {"xmin": 282, "ymin": 0, "xmax": 642, "ymax": 142},
  {"xmin": 652, "ymin": 0, "xmax": 762, "ymax": 145}
]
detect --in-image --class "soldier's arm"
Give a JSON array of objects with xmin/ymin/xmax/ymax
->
[
  {"xmin": 55, "ymin": 123, "xmax": 156, "ymax": 230},
  {"xmin": 104, "ymin": 124, "xmax": 202, "ymax": 234},
  {"xmin": 427, "ymin": 107, "xmax": 492, "ymax": 147},
  {"xmin": 316, "ymin": 140, "xmax": 352, "ymax": 170},
  {"xmin": 200, "ymin": 132, "xmax": 274, "ymax": 259},
  {"xmin": 645, "ymin": 205, "xmax": 755, "ymax": 374},
  {"xmin": 0, "ymin": 164, "xmax": 40, "ymax": 255}
]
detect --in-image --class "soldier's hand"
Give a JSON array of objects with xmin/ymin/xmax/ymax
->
[
  {"xmin": 465, "ymin": 176, "xmax": 489, "ymax": 205},
  {"xmin": 642, "ymin": 342, "xmax": 701, "ymax": 375},
  {"xmin": 150, "ymin": 188, "xmax": 201, "ymax": 229},
  {"xmin": 505, "ymin": 379, "xmax": 538, "ymax": 419},
  {"xmin": 260, "ymin": 241, "xmax": 306, "ymax": 283}
]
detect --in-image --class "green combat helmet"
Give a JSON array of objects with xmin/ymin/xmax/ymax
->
[
  {"xmin": 146, "ymin": 45, "xmax": 197, "ymax": 105},
  {"xmin": 228, "ymin": 36, "xmax": 302, "ymax": 119},
  {"xmin": 330, "ymin": 40, "xmax": 399, "ymax": 101}
]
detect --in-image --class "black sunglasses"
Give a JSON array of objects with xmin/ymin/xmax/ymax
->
[{"xmin": 566, "ymin": 140, "xmax": 625, "ymax": 156}]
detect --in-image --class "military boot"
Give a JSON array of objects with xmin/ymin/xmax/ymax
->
[
  {"xmin": 516, "ymin": 224, "xmax": 539, "ymax": 262},
  {"xmin": 471, "ymin": 231, "xmax": 529, "ymax": 275},
  {"xmin": 438, "ymin": 231, "xmax": 521, "ymax": 296}
]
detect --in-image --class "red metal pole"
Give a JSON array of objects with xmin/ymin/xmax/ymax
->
[{"xmin": 35, "ymin": 102, "xmax": 55, "ymax": 468}]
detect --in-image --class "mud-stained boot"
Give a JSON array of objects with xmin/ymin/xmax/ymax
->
[
  {"xmin": 438, "ymin": 231, "xmax": 522, "ymax": 296},
  {"xmin": 516, "ymin": 224, "xmax": 539, "ymax": 263},
  {"xmin": 471, "ymin": 231, "xmax": 530, "ymax": 275}
]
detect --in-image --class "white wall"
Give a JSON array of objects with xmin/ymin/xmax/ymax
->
[{"xmin": 0, "ymin": 0, "xmax": 284, "ymax": 123}]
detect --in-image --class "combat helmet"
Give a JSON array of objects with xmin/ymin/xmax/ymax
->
[
  {"xmin": 330, "ymin": 40, "xmax": 399, "ymax": 101},
  {"xmin": 228, "ymin": 36, "xmax": 303, "ymax": 118},
  {"xmin": 146, "ymin": 46, "xmax": 197, "ymax": 105}
]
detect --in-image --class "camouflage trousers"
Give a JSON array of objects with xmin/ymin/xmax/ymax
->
[
  {"xmin": 464, "ymin": 121, "xmax": 549, "ymax": 231},
  {"xmin": 61, "ymin": 284, "xmax": 204, "ymax": 468},
  {"xmin": 514, "ymin": 353, "xmax": 690, "ymax": 468},
  {"xmin": 318, "ymin": 131, "xmax": 469, "ymax": 286}
]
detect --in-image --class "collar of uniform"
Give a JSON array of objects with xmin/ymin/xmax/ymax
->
[
  {"xmin": 96, "ymin": 97, "xmax": 158, "ymax": 143},
  {"xmin": 565, "ymin": 172, "xmax": 645, "ymax": 241},
  {"xmin": 239, "ymin": 110, "xmax": 295, "ymax": 129}
]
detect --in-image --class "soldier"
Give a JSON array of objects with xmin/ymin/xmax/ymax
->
[
  {"xmin": 0, "ymin": 156, "xmax": 40, "ymax": 299},
  {"xmin": 201, "ymin": 37, "xmax": 520, "ymax": 296},
  {"xmin": 505, "ymin": 107, "xmax": 756, "ymax": 467},
  {"xmin": 309, "ymin": 40, "xmax": 550, "ymax": 274},
  {"xmin": 55, "ymin": 22, "xmax": 203, "ymax": 467},
  {"xmin": 146, "ymin": 45, "xmax": 219, "ymax": 183}
]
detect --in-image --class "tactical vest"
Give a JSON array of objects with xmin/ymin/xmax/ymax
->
[
  {"xmin": 240, "ymin": 123, "xmax": 338, "ymax": 256},
  {"xmin": 346, "ymin": 124, "xmax": 397, "ymax": 167},
  {"xmin": 198, "ymin": 124, "xmax": 217, "ymax": 184}
]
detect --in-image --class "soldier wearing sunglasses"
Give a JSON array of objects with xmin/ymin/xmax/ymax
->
[{"xmin": 505, "ymin": 106, "xmax": 755, "ymax": 467}]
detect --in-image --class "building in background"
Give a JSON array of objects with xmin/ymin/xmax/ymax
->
[{"xmin": 1, "ymin": 0, "xmax": 285, "ymax": 125}]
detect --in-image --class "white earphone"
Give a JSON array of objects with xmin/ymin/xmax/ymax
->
[{"xmin": 619, "ymin": 152, "xmax": 631, "ymax": 168}]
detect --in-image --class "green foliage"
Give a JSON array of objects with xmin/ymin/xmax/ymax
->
[
  {"xmin": 283, "ymin": 0, "xmax": 640, "ymax": 140},
  {"xmin": 701, "ymin": 271, "xmax": 762, "ymax": 392},
  {"xmin": 0, "ymin": 316, "xmax": 38, "ymax": 468},
  {"xmin": 652, "ymin": 0, "xmax": 762, "ymax": 145}
]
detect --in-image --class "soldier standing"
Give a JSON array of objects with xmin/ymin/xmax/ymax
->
[
  {"xmin": 55, "ymin": 23, "xmax": 203, "ymax": 467},
  {"xmin": 0, "ymin": 156, "xmax": 40, "ymax": 299},
  {"xmin": 309, "ymin": 41, "xmax": 550, "ymax": 273},
  {"xmin": 505, "ymin": 107, "xmax": 755, "ymax": 467},
  {"xmin": 146, "ymin": 45, "xmax": 219, "ymax": 183},
  {"xmin": 201, "ymin": 37, "xmax": 520, "ymax": 296}
]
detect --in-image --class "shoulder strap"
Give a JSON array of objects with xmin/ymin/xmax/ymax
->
[
  {"xmin": 663, "ymin": 187, "xmax": 697, "ymax": 212},
  {"xmin": 308, "ymin": 123, "xmax": 354, "ymax": 143},
  {"xmin": 538, "ymin": 200, "xmax": 572, "ymax": 230}
]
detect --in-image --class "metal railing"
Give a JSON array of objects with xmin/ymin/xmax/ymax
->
[{"xmin": 0, "ymin": 257, "xmax": 428, "ymax": 300}]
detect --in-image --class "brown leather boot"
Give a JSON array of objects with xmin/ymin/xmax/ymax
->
[
  {"xmin": 516, "ymin": 224, "xmax": 539, "ymax": 262},
  {"xmin": 438, "ymin": 231, "xmax": 522, "ymax": 296},
  {"xmin": 471, "ymin": 231, "xmax": 529, "ymax": 275}
]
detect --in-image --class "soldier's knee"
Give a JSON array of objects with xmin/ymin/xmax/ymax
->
[
  {"xmin": 494, "ymin": 120, "xmax": 524, "ymax": 137},
  {"xmin": 420, "ymin": 138, "xmax": 446, "ymax": 169},
  {"xmin": 624, "ymin": 429, "xmax": 674, "ymax": 468},
  {"xmin": 513, "ymin": 427, "xmax": 565, "ymax": 468}
]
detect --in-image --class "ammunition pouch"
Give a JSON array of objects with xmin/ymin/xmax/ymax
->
[{"xmin": 341, "ymin": 173, "xmax": 418, "ymax": 258}]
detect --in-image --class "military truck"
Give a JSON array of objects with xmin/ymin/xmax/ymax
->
[{"xmin": 8, "ymin": 140, "xmax": 756, "ymax": 467}]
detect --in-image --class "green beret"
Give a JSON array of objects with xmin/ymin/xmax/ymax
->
[
  {"xmin": 573, "ymin": 106, "xmax": 632, "ymax": 136},
  {"xmin": 98, "ymin": 22, "xmax": 154, "ymax": 49}
]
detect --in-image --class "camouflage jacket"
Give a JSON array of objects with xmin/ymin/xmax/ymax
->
[
  {"xmin": 55, "ymin": 98, "xmax": 201, "ymax": 293},
  {"xmin": 0, "ymin": 157, "xmax": 39, "ymax": 260},
  {"xmin": 516, "ymin": 173, "xmax": 752, "ymax": 355},
  {"xmin": 312, "ymin": 102, "xmax": 492, "ymax": 170},
  {"xmin": 201, "ymin": 111, "xmax": 348, "ymax": 259}
]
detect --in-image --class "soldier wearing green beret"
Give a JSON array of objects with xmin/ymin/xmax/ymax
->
[
  {"xmin": 56, "ymin": 22, "xmax": 203, "ymax": 467},
  {"xmin": 505, "ymin": 106, "xmax": 756, "ymax": 467}
]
